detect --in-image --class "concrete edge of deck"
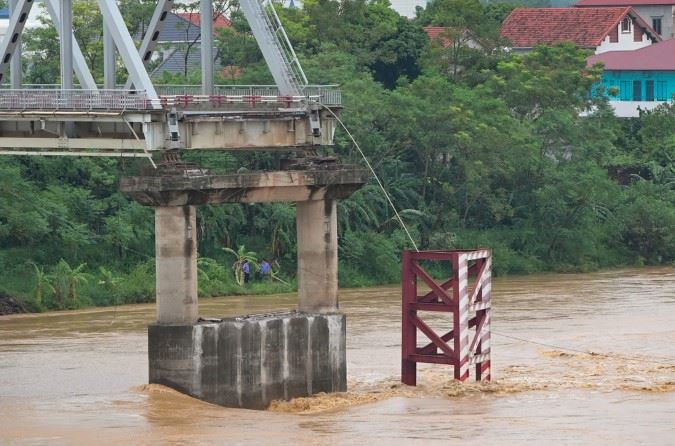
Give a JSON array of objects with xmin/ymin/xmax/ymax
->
[{"xmin": 120, "ymin": 167, "xmax": 369, "ymax": 206}]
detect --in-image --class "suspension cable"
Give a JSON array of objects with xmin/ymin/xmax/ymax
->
[{"xmin": 313, "ymin": 102, "xmax": 420, "ymax": 252}]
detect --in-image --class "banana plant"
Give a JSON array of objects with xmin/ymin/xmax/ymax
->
[
  {"xmin": 30, "ymin": 263, "xmax": 54, "ymax": 307},
  {"xmin": 47, "ymin": 260, "xmax": 91, "ymax": 309},
  {"xmin": 222, "ymin": 245, "xmax": 259, "ymax": 286}
]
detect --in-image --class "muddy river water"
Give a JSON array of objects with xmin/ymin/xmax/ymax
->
[{"xmin": 1, "ymin": 267, "xmax": 674, "ymax": 445}]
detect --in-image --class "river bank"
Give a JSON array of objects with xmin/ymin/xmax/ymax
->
[
  {"xmin": 0, "ymin": 270, "xmax": 296, "ymax": 316},
  {"xmin": 0, "ymin": 292, "xmax": 28, "ymax": 315},
  {"xmin": 3, "ymin": 263, "xmax": 673, "ymax": 316}
]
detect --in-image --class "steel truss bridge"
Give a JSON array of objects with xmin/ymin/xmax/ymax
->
[{"xmin": 0, "ymin": 0, "xmax": 340, "ymax": 161}]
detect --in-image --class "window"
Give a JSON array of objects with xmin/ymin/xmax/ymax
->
[
  {"xmin": 621, "ymin": 17, "xmax": 632, "ymax": 33},
  {"xmin": 620, "ymin": 81, "xmax": 632, "ymax": 101},
  {"xmin": 657, "ymin": 80, "xmax": 668, "ymax": 100},
  {"xmin": 652, "ymin": 17, "xmax": 662, "ymax": 35},
  {"xmin": 646, "ymin": 80, "xmax": 654, "ymax": 101},
  {"xmin": 633, "ymin": 80, "xmax": 642, "ymax": 101}
]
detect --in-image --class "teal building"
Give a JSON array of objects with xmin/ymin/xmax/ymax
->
[
  {"xmin": 600, "ymin": 70, "xmax": 673, "ymax": 101},
  {"xmin": 589, "ymin": 38, "xmax": 675, "ymax": 103}
]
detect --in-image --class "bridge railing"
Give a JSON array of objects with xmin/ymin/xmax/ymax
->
[
  {"xmin": 0, "ymin": 89, "xmax": 150, "ymax": 111},
  {"xmin": 0, "ymin": 84, "xmax": 342, "ymax": 107}
]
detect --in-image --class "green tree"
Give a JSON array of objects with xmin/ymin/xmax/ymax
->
[
  {"xmin": 23, "ymin": 1, "xmax": 104, "ymax": 83},
  {"xmin": 215, "ymin": 26, "xmax": 263, "ymax": 79},
  {"xmin": 635, "ymin": 103, "xmax": 675, "ymax": 178},
  {"xmin": 286, "ymin": 0, "xmax": 425, "ymax": 88},
  {"xmin": 618, "ymin": 181, "xmax": 675, "ymax": 264}
]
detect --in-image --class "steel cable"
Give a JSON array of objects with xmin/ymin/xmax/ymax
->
[
  {"xmin": 311, "ymin": 101, "xmax": 420, "ymax": 252},
  {"xmin": 492, "ymin": 330, "xmax": 675, "ymax": 367}
]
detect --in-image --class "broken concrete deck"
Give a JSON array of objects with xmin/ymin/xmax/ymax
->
[{"xmin": 120, "ymin": 167, "xmax": 369, "ymax": 206}]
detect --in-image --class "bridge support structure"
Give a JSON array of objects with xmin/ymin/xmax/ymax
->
[
  {"xmin": 121, "ymin": 165, "xmax": 367, "ymax": 408},
  {"xmin": 0, "ymin": 0, "xmax": 360, "ymax": 410},
  {"xmin": 401, "ymin": 250, "xmax": 492, "ymax": 385},
  {"xmin": 154, "ymin": 206, "xmax": 198, "ymax": 325}
]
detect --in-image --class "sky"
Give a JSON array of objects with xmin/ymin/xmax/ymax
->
[
  {"xmin": 390, "ymin": 0, "xmax": 428, "ymax": 17},
  {"xmin": 282, "ymin": 0, "xmax": 427, "ymax": 17}
]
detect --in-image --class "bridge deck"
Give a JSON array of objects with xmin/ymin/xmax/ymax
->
[{"xmin": 0, "ymin": 85, "xmax": 340, "ymax": 156}]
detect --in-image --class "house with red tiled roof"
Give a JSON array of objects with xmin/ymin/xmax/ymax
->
[
  {"xmin": 501, "ymin": 7, "xmax": 661, "ymax": 54},
  {"xmin": 145, "ymin": 12, "xmax": 231, "ymax": 46},
  {"xmin": 588, "ymin": 37, "xmax": 675, "ymax": 116},
  {"xmin": 174, "ymin": 12, "xmax": 232, "ymax": 36},
  {"xmin": 424, "ymin": 26, "xmax": 483, "ymax": 49},
  {"xmin": 141, "ymin": 11, "xmax": 231, "ymax": 78},
  {"xmin": 575, "ymin": 0, "xmax": 675, "ymax": 39},
  {"xmin": 425, "ymin": 26, "xmax": 449, "ymax": 45}
]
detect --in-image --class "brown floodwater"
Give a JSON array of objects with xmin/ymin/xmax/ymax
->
[{"xmin": 1, "ymin": 267, "xmax": 674, "ymax": 445}]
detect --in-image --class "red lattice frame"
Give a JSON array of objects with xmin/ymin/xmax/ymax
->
[{"xmin": 401, "ymin": 250, "xmax": 492, "ymax": 385}]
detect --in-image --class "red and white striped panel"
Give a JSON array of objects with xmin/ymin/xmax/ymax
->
[
  {"xmin": 464, "ymin": 249, "xmax": 491, "ymax": 261},
  {"xmin": 478, "ymin": 254, "xmax": 491, "ymax": 381},
  {"xmin": 455, "ymin": 253, "xmax": 470, "ymax": 381}
]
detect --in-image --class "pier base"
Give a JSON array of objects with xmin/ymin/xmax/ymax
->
[
  {"xmin": 122, "ymin": 167, "xmax": 364, "ymax": 409},
  {"xmin": 148, "ymin": 312, "xmax": 347, "ymax": 409}
]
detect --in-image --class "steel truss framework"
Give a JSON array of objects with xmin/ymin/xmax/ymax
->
[
  {"xmin": 0, "ymin": 0, "xmax": 307, "ymax": 97},
  {"xmin": 0, "ymin": 1, "xmax": 326, "ymax": 157},
  {"xmin": 401, "ymin": 250, "xmax": 492, "ymax": 385},
  {"xmin": 1, "ymin": 0, "xmax": 159, "ymax": 96}
]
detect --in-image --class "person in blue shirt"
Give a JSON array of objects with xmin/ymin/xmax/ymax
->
[
  {"xmin": 260, "ymin": 259, "xmax": 271, "ymax": 281},
  {"xmin": 242, "ymin": 260, "xmax": 250, "ymax": 284}
]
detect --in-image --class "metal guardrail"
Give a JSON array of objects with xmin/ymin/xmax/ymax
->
[
  {"xmin": 0, "ymin": 89, "xmax": 150, "ymax": 111},
  {"xmin": 156, "ymin": 94, "xmax": 323, "ymax": 107},
  {"xmin": 0, "ymin": 84, "xmax": 342, "ymax": 107},
  {"xmin": 157, "ymin": 85, "xmax": 342, "ymax": 106}
]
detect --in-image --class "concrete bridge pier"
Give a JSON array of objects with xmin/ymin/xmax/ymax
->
[
  {"xmin": 297, "ymin": 199, "xmax": 338, "ymax": 313},
  {"xmin": 155, "ymin": 206, "xmax": 198, "ymax": 324},
  {"xmin": 153, "ymin": 198, "xmax": 339, "ymax": 322},
  {"xmin": 121, "ymin": 167, "xmax": 367, "ymax": 409}
]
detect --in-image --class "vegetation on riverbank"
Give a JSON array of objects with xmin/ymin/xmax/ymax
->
[{"xmin": 0, "ymin": 0, "xmax": 673, "ymax": 313}]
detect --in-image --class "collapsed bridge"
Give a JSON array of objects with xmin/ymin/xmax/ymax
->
[{"xmin": 0, "ymin": 0, "xmax": 367, "ymax": 409}]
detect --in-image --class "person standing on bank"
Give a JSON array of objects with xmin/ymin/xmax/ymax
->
[
  {"xmin": 242, "ymin": 260, "xmax": 251, "ymax": 284},
  {"xmin": 260, "ymin": 259, "xmax": 271, "ymax": 281}
]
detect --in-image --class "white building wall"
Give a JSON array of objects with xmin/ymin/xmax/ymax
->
[
  {"xmin": 596, "ymin": 21, "xmax": 653, "ymax": 54},
  {"xmin": 610, "ymin": 100, "xmax": 666, "ymax": 117}
]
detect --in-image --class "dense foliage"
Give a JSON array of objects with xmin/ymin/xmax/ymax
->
[{"xmin": 1, "ymin": 0, "xmax": 673, "ymax": 312}]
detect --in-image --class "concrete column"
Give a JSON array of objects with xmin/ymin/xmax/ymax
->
[
  {"xmin": 9, "ymin": 0, "xmax": 21, "ymax": 89},
  {"xmin": 296, "ymin": 199, "xmax": 338, "ymax": 313},
  {"xmin": 200, "ymin": 0, "xmax": 214, "ymax": 94},
  {"xmin": 103, "ymin": 24, "xmax": 116, "ymax": 89},
  {"xmin": 155, "ymin": 206, "xmax": 198, "ymax": 324},
  {"xmin": 60, "ymin": 0, "xmax": 73, "ymax": 90}
]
